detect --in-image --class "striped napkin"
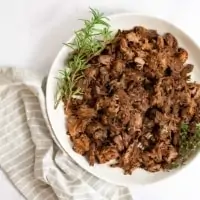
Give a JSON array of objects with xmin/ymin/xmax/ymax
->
[{"xmin": 0, "ymin": 68, "xmax": 132, "ymax": 200}]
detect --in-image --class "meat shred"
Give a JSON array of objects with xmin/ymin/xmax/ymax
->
[{"xmin": 66, "ymin": 26, "xmax": 200, "ymax": 174}]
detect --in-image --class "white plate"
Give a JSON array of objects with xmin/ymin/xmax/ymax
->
[{"xmin": 46, "ymin": 13, "xmax": 200, "ymax": 187}]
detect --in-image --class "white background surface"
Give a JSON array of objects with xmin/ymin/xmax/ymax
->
[{"xmin": 0, "ymin": 0, "xmax": 200, "ymax": 199}]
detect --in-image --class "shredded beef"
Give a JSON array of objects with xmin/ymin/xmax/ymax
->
[{"xmin": 66, "ymin": 26, "xmax": 200, "ymax": 174}]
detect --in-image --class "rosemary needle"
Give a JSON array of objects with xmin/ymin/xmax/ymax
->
[{"xmin": 54, "ymin": 8, "xmax": 113, "ymax": 109}]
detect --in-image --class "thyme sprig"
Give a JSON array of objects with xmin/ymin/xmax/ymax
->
[
  {"xmin": 55, "ymin": 8, "xmax": 113, "ymax": 108},
  {"xmin": 169, "ymin": 122, "xmax": 200, "ymax": 169}
]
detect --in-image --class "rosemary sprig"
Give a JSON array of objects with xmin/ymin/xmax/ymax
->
[
  {"xmin": 54, "ymin": 8, "xmax": 112, "ymax": 109},
  {"xmin": 169, "ymin": 122, "xmax": 200, "ymax": 169}
]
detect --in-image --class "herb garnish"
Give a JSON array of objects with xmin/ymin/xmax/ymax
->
[
  {"xmin": 169, "ymin": 122, "xmax": 200, "ymax": 169},
  {"xmin": 55, "ymin": 8, "xmax": 113, "ymax": 108}
]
